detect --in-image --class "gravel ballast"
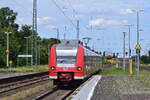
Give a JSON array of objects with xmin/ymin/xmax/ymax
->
[{"xmin": 91, "ymin": 75, "xmax": 150, "ymax": 100}]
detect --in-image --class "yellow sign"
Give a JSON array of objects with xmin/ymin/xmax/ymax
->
[
  {"xmin": 135, "ymin": 44, "xmax": 141, "ymax": 50},
  {"xmin": 6, "ymin": 50, "xmax": 9, "ymax": 53},
  {"xmin": 9, "ymin": 60, "xmax": 13, "ymax": 64}
]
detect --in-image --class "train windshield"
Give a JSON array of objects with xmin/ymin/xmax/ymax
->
[{"xmin": 56, "ymin": 49, "xmax": 77, "ymax": 67}]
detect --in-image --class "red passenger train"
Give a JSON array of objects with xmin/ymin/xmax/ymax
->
[{"xmin": 49, "ymin": 40, "xmax": 102, "ymax": 85}]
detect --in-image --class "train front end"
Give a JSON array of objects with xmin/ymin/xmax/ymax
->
[{"xmin": 49, "ymin": 40, "xmax": 84, "ymax": 85}]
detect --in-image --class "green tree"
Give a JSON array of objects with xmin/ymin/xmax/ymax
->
[
  {"xmin": 0, "ymin": 7, "xmax": 19, "ymax": 67},
  {"xmin": 141, "ymin": 55, "xmax": 150, "ymax": 64},
  {"xmin": 0, "ymin": 27, "xmax": 20, "ymax": 67},
  {"xmin": 0, "ymin": 7, "xmax": 59, "ymax": 67},
  {"xmin": 0, "ymin": 7, "xmax": 18, "ymax": 30},
  {"xmin": 16, "ymin": 25, "xmax": 33, "ymax": 66},
  {"xmin": 17, "ymin": 25, "xmax": 32, "ymax": 54},
  {"xmin": 40, "ymin": 38, "xmax": 59, "ymax": 64}
]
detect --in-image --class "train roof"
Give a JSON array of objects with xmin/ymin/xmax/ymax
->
[
  {"xmin": 57, "ymin": 40, "xmax": 81, "ymax": 47},
  {"xmin": 56, "ymin": 39, "xmax": 101, "ymax": 56},
  {"xmin": 56, "ymin": 40, "xmax": 83, "ymax": 50}
]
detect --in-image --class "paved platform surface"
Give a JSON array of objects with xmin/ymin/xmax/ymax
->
[
  {"xmin": 69, "ymin": 75, "xmax": 102, "ymax": 100},
  {"xmin": 91, "ymin": 75, "xmax": 150, "ymax": 100},
  {"xmin": 0, "ymin": 72, "xmax": 36, "ymax": 79}
]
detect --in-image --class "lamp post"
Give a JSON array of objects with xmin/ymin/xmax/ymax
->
[
  {"xmin": 123, "ymin": 32, "xmax": 126, "ymax": 70},
  {"xmin": 132, "ymin": 9, "xmax": 144, "ymax": 73},
  {"xmin": 24, "ymin": 36, "xmax": 32, "ymax": 66},
  {"xmin": 5, "ymin": 32, "xmax": 12, "ymax": 67}
]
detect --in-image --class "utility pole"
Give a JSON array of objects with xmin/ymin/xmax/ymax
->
[
  {"xmin": 57, "ymin": 28, "xmax": 59, "ymax": 39},
  {"xmin": 132, "ymin": 9, "xmax": 144, "ymax": 73},
  {"xmin": 64, "ymin": 25, "xmax": 67, "ymax": 40},
  {"xmin": 5, "ymin": 32, "xmax": 12, "ymax": 68},
  {"xmin": 32, "ymin": 0, "xmax": 38, "ymax": 66},
  {"xmin": 76, "ymin": 20, "xmax": 79, "ymax": 40},
  {"xmin": 123, "ymin": 32, "xmax": 126, "ymax": 70}
]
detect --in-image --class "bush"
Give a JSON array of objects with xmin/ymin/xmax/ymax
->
[
  {"xmin": 102, "ymin": 60, "xmax": 111, "ymax": 64},
  {"xmin": 141, "ymin": 56, "xmax": 150, "ymax": 64}
]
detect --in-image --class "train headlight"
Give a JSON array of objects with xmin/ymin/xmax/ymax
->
[
  {"xmin": 51, "ymin": 66, "xmax": 55, "ymax": 70},
  {"xmin": 77, "ymin": 67, "xmax": 82, "ymax": 71}
]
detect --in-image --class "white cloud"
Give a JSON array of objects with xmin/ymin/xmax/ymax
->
[
  {"xmin": 120, "ymin": 9, "xmax": 134, "ymax": 15},
  {"xmin": 88, "ymin": 18, "xmax": 128, "ymax": 28},
  {"xmin": 37, "ymin": 16, "xmax": 55, "ymax": 24},
  {"xmin": 46, "ymin": 25, "xmax": 57, "ymax": 30},
  {"xmin": 69, "ymin": 14, "xmax": 84, "ymax": 20},
  {"xmin": 106, "ymin": 20, "xmax": 127, "ymax": 26},
  {"xmin": 89, "ymin": 18, "xmax": 104, "ymax": 27}
]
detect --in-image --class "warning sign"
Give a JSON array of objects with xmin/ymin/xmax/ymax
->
[{"xmin": 135, "ymin": 44, "xmax": 141, "ymax": 50}]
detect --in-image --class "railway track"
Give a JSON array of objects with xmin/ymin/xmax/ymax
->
[
  {"xmin": 0, "ymin": 64, "xmax": 113, "ymax": 99},
  {"xmin": 33, "ymin": 86, "xmax": 74, "ymax": 100},
  {"xmin": 33, "ymin": 78, "xmax": 91, "ymax": 100},
  {"xmin": 32, "ymin": 69, "xmax": 103, "ymax": 100},
  {"xmin": 0, "ymin": 71, "xmax": 49, "ymax": 97}
]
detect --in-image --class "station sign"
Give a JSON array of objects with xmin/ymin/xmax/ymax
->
[{"xmin": 18, "ymin": 55, "xmax": 32, "ymax": 57}]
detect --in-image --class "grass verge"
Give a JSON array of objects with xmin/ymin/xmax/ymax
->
[
  {"xmin": 100, "ymin": 66, "xmax": 150, "ymax": 76},
  {"xmin": 0, "ymin": 65, "xmax": 49, "ymax": 73},
  {"xmin": 1, "ymin": 81, "xmax": 53, "ymax": 100},
  {"xmin": 100, "ymin": 66, "xmax": 129, "ymax": 75}
]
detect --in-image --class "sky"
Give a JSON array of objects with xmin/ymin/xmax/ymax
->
[{"xmin": 0, "ymin": 0, "xmax": 150, "ymax": 56}]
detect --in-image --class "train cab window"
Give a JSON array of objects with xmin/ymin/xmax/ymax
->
[
  {"xmin": 56, "ymin": 49, "xmax": 77, "ymax": 67},
  {"xmin": 57, "ymin": 56, "xmax": 76, "ymax": 67}
]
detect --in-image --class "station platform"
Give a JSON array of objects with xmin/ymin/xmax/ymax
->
[
  {"xmin": 0, "ymin": 72, "xmax": 36, "ymax": 79},
  {"xmin": 70, "ymin": 75, "xmax": 150, "ymax": 100},
  {"xmin": 69, "ymin": 75, "xmax": 101, "ymax": 100}
]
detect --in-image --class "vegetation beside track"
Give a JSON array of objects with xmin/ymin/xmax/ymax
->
[
  {"xmin": 100, "ymin": 66, "xmax": 128, "ymax": 75},
  {"xmin": 1, "ymin": 81, "xmax": 53, "ymax": 100},
  {"xmin": 102, "ymin": 60, "xmax": 111, "ymax": 65},
  {"xmin": 0, "ymin": 65, "xmax": 49, "ymax": 73},
  {"xmin": 100, "ymin": 66, "xmax": 150, "ymax": 75}
]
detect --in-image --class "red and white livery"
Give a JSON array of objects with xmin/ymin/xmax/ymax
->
[{"xmin": 49, "ymin": 40, "xmax": 102, "ymax": 85}]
